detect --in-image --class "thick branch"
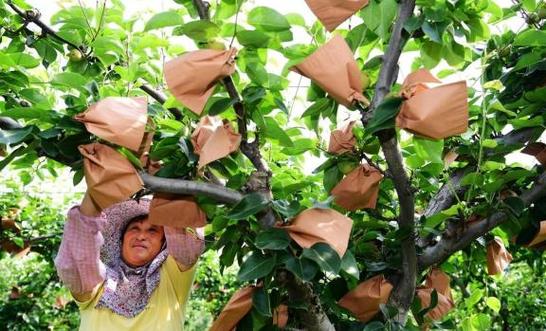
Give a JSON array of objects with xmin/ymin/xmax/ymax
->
[
  {"xmin": 139, "ymin": 85, "xmax": 183, "ymax": 120},
  {"xmin": 139, "ymin": 171, "xmax": 243, "ymax": 204},
  {"xmin": 7, "ymin": 1, "xmax": 86, "ymax": 54},
  {"xmin": 424, "ymin": 127, "xmax": 541, "ymax": 217},
  {"xmin": 360, "ymin": 0, "xmax": 416, "ymax": 320},
  {"xmin": 419, "ymin": 172, "xmax": 546, "ymax": 268}
]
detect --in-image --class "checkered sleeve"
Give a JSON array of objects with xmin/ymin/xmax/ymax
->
[
  {"xmin": 54, "ymin": 206, "xmax": 107, "ymax": 294},
  {"xmin": 164, "ymin": 226, "xmax": 205, "ymax": 271}
]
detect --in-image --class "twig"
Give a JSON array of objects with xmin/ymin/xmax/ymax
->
[
  {"xmin": 139, "ymin": 84, "xmax": 183, "ymax": 120},
  {"xmin": 6, "ymin": 1, "xmax": 87, "ymax": 56}
]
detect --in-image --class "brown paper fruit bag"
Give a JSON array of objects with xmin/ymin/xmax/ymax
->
[
  {"xmin": 191, "ymin": 116, "xmax": 241, "ymax": 169},
  {"xmin": 148, "ymin": 193, "xmax": 207, "ymax": 228},
  {"xmin": 486, "ymin": 237, "xmax": 513, "ymax": 275},
  {"xmin": 521, "ymin": 142, "xmax": 546, "ymax": 165},
  {"xmin": 338, "ymin": 275, "xmax": 393, "ymax": 322},
  {"xmin": 282, "ymin": 208, "xmax": 353, "ymax": 257},
  {"xmin": 164, "ymin": 48, "xmax": 237, "ymax": 116},
  {"xmin": 74, "ymin": 97, "xmax": 148, "ymax": 152},
  {"xmin": 78, "ymin": 143, "xmax": 143, "ymax": 210},
  {"xmin": 328, "ymin": 120, "xmax": 356, "ymax": 154},
  {"xmin": 331, "ymin": 164, "xmax": 382, "ymax": 210},
  {"xmin": 209, "ymin": 286, "xmax": 255, "ymax": 331},
  {"xmin": 396, "ymin": 69, "xmax": 468, "ymax": 140},
  {"xmin": 290, "ymin": 35, "xmax": 368, "ymax": 108},
  {"xmin": 416, "ymin": 268, "xmax": 454, "ymax": 321},
  {"xmin": 304, "ymin": 0, "xmax": 369, "ymax": 32}
]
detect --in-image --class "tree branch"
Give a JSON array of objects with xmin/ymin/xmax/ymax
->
[
  {"xmin": 424, "ymin": 126, "xmax": 541, "ymax": 217},
  {"xmin": 139, "ymin": 171, "xmax": 243, "ymax": 204},
  {"xmin": 359, "ymin": 0, "xmax": 416, "ymax": 321},
  {"xmin": 139, "ymin": 84, "xmax": 183, "ymax": 120},
  {"xmin": 419, "ymin": 172, "xmax": 546, "ymax": 268},
  {"xmin": 7, "ymin": 1, "xmax": 86, "ymax": 54}
]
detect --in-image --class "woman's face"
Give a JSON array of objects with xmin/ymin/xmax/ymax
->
[{"xmin": 121, "ymin": 217, "xmax": 164, "ymax": 267}]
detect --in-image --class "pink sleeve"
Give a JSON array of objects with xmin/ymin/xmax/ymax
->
[
  {"xmin": 54, "ymin": 206, "xmax": 107, "ymax": 294},
  {"xmin": 164, "ymin": 226, "xmax": 205, "ymax": 270}
]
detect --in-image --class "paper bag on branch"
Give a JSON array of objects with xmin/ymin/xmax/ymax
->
[
  {"xmin": 164, "ymin": 48, "xmax": 237, "ymax": 115},
  {"xmin": 486, "ymin": 237, "xmax": 513, "ymax": 275},
  {"xmin": 78, "ymin": 143, "xmax": 143, "ymax": 210},
  {"xmin": 396, "ymin": 69, "xmax": 468, "ymax": 139},
  {"xmin": 282, "ymin": 208, "xmax": 353, "ymax": 257},
  {"xmin": 328, "ymin": 120, "xmax": 356, "ymax": 154},
  {"xmin": 338, "ymin": 275, "xmax": 393, "ymax": 322},
  {"xmin": 148, "ymin": 193, "xmax": 207, "ymax": 228},
  {"xmin": 331, "ymin": 164, "xmax": 382, "ymax": 210},
  {"xmin": 74, "ymin": 97, "xmax": 148, "ymax": 152},
  {"xmin": 416, "ymin": 268, "xmax": 454, "ymax": 321},
  {"xmin": 272, "ymin": 304, "xmax": 289, "ymax": 328},
  {"xmin": 290, "ymin": 35, "xmax": 368, "ymax": 108},
  {"xmin": 191, "ymin": 116, "xmax": 241, "ymax": 169},
  {"xmin": 209, "ymin": 286, "xmax": 255, "ymax": 331},
  {"xmin": 526, "ymin": 220, "xmax": 546, "ymax": 247},
  {"xmin": 521, "ymin": 142, "xmax": 546, "ymax": 165},
  {"xmin": 304, "ymin": 0, "xmax": 369, "ymax": 32}
]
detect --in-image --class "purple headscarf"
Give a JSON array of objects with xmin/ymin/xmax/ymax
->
[{"xmin": 95, "ymin": 199, "xmax": 169, "ymax": 317}]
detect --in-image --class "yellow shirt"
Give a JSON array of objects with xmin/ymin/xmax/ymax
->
[{"xmin": 76, "ymin": 256, "xmax": 196, "ymax": 331}]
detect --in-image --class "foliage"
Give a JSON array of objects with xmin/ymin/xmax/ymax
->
[{"xmin": 1, "ymin": 0, "xmax": 546, "ymax": 329}]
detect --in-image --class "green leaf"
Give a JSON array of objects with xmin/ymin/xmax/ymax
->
[
  {"xmin": 301, "ymin": 242, "xmax": 341, "ymax": 274},
  {"xmin": 208, "ymin": 98, "xmax": 235, "ymax": 116},
  {"xmin": 0, "ymin": 126, "xmax": 34, "ymax": 145},
  {"xmin": 284, "ymin": 255, "xmax": 318, "ymax": 281},
  {"xmin": 51, "ymin": 72, "xmax": 90, "ymax": 88},
  {"xmin": 359, "ymin": 0, "xmax": 397, "ymax": 39},
  {"xmin": 485, "ymin": 297, "xmax": 501, "ymax": 313},
  {"xmin": 366, "ymin": 97, "xmax": 403, "ymax": 134},
  {"xmin": 281, "ymin": 138, "xmax": 315, "ymax": 155},
  {"xmin": 262, "ymin": 117, "xmax": 293, "ymax": 147},
  {"xmin": 180, "ymin": 20, "xmax": 220, "ymax": 41},
  {"xmin": 226, "ymin": 192, "xmax": 270, "ymax": 220},
  {"xmin": 514, "ymin": 30, "xmax": 546, "ymax": 46},
  {"xmin": 144, "ymin": 10, "xmax": 184, "ymax": 31},
  {"xmin": 6, "ymin": 53, "xmax": 41, "ymax": 68},
  {"xmin": 413, "ymin": 136, "xmax": 444, "ymax": 164},
  {"xmin": 255, "ymin": 228, "xmax": 291, "ymax": 250},
  {"xmin": 286, "ymin": 13, "xmax": 306, "ymax": 26},
  {"xmin": 248, "ymin": 7, "xmax": 290, "ymax": 32},
  {"xmin": 237, "ymin": 30, "xmax": 271, "ymax": 48},
  {"xmin": 340, "ymin": 250, "xmax": 359, "ymax": 279},
  {"xmin": 253, "ymin": 287, "xmax": 272, "ymax": 317},
  {"xmin": 302, "ymin": 98, "xmax": 332, "ymax": 118},
  {"xmin": 238, "ymin": 251, "xmax": 276, "ymax": 281},
  {"xmin": 422, "ymin": 20, "xmax": 449, "ymax": 44}
]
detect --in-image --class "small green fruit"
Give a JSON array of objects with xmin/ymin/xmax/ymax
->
[
  {"xmin": 338, "ymin": 161, "xmax": 358, "ymax": 174},
  {"xmin": 67, "ymin": 49, "xmax": 83, "ymax": 62}
]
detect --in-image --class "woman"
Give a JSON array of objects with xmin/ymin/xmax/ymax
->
[{"xmin": 55, "ymin": 190, "xmax": 205, "ymax": 330}]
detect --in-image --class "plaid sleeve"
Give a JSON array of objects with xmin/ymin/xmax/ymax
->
[
  {"xmin": 54, "ymin": 206, "xmax": 107, "ymax": 294},
  {"xmin": 165, "ymin": 226, "xmax": 205, "ymax": 271}
]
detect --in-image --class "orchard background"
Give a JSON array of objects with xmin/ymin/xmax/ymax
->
[{"xmin": 1, "ymin": 0, "xmax": 546, "ymax": 330}]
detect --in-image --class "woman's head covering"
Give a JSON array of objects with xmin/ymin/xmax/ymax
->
[{"xmin": 95, "ymin": 199, "xmax": 169, "ymax": 318}]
